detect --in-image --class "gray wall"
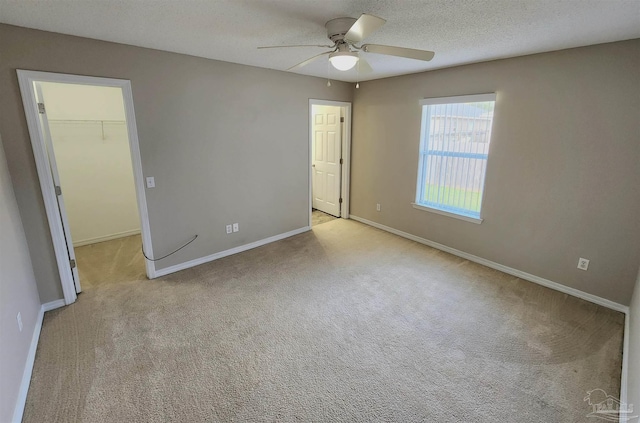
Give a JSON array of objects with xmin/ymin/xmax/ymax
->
[
  {"xmin": 628, "ymin": 268, "xmax": 640, "ymax": 411},
  {"xmin": 0, "ymin": 24, "xmax": 352, "ymax": 302},
  {"xmin": 1, "ymin": 22, "xmax": 638, "ymax": 306},
  {"xmin": 0, "ymin": 133, "xmax": 42, "ymax": 422},
  {"xmin": 350, "ymin": 40, "xmax": 640, "ymax": 305}
]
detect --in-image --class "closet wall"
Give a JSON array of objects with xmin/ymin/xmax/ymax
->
[{"xmin": 41, "ymin": 82, "xmax": 140, "ymax": 246}]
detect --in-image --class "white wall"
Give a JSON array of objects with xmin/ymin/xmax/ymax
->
[
  {"xmin": 40, "ymin": 83, "xmax": 127, "ymax": 121},
  {"xmin": 40, "ymin": 82, "xmax": 140, "ymax": 246},
  {"xmin": 0, "ymin": 133, "xmax": 42, "ymax": 422},
  {"xmin": 628, "ymin": 268, "xmax": 640, "ymax": 412}
]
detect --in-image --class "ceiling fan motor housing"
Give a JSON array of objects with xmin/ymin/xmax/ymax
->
[
  {"xmin": 325, "ymin": 17, "xmax": 357, "ymax": 43},
  {"xmin": 280, "ymin": 14, "xmax": 433, "ymax": 72}
]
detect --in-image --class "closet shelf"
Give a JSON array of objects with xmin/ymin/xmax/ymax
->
[
  {"xmin": 48, "ymin": 119, "xmax": 125, "ymax": 123},
  {"xmin": 48, "ymin": 119, "xmax": 126, "ymax": 140}
]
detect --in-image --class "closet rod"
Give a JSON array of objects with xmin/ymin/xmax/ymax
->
[
  {"xmin": 48, "ymin": 119, "xmax": 126, "ymax": 123},
  {"xmin": 48, "ymin": 119, "xmax": 126, "ymax": 140}
]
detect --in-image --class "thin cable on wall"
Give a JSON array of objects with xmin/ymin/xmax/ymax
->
[{"xmin": 142, "ymin": 234, "xmax": 198, "ymax": 261}]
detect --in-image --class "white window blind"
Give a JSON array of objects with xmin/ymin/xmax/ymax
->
[{"xmin": 415, "ymin": 93, "xmax": 496, "ymax": 220}]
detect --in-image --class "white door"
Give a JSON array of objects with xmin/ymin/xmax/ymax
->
[
  {"xmin": 34, "ymin": 83, "xmax": 82, "ymax": 294},
  {"xmin": 312, "ymin": 105, "xmax": 341, "ymax": 217}
]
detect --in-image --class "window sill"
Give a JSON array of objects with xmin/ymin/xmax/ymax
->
[{"xmin": 411, "ymin": 203, "xmax": 483, "ymax": 224}]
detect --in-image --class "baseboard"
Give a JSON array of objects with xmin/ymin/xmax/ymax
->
[
  {"xmin": 73, "ymin": 229, "xmax": 141, "ymax": 247},
  {"xmin": 153, "ymin": 226, "xmax": 311, "ymax": 278},
  {"xmin": 11, "ymin": 305, "xmax": 44, "ymax": 423},
  {"xmin": 12, "ymin": 299, "xmax": 68, "ymax": 422},
  {"xmin": 349, "ymin": 215, "xmax": 629, "ymax": 314},
  {"xmin": 620, "ymin": 313, "xmax": 630, "ymax": 409},
  {"xmin": 42, "ymin": 299, "xmax": 66, "ymax": 312}
]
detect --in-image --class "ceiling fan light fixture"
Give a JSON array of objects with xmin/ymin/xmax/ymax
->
[{"xmin": 329, "ymin": 51, "xmax": 359, "ymax": 71}]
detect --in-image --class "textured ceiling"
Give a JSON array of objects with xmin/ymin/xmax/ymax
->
[{"xmin": 1, "ymin": 0, "xmax": 639, "ymax": 82}]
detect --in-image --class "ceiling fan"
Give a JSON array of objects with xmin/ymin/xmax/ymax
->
[{"xmin": 258, "ymin": 14, "xmax": 435, "ymax": 73}]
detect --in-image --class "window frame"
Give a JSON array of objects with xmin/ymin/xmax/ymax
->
[{"xmin": 413, "ymin": 93, "xmax": 497, "ymax": 224}]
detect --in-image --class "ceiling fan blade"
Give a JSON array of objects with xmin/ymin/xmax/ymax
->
[
  {"xmin": 258, "ymin": 44, "xmax": 333, "ymax": 49},
  {"xmin": 356, "ymin": 57, "xmax": 373, "ymax": 74},
  {"xmin": 345, "ymin": 14, "xmax": 386, "ymax": 43},
  {"xmin": 362, "ymin": 44, "xmax": 435, "ymax": 61},
  {"xmin": 287, "ymin": 51, "xmax": 332, "ymax": 71}
]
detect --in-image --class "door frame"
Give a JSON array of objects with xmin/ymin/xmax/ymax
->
[
  {"xmin": 308, "ymin": 99, "xmax": 352, "ymax": 227},
  {"xmin": 17, "ymin": 70, "xmax": 155, "ymax": 305}
]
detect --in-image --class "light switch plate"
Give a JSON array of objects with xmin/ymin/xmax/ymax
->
[{"xmin": 146, "ymin": 177, "xmax": 155, "ymax": 188}]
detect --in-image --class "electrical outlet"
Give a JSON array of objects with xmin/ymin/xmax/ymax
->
[
  {"xmin": 226, "ymin": 224, "xmax": 232, "ymax": 234},
  {"xmin": 146, "ymin": 176, "xmax": 155, "ymax": 188},
  {"xmin": 376, "ymin": 203, "xmax": 381, "ymax": 212},
  {"xmin": 577, "ymin": 258, "xmax": 590, "ymax": 271},
  {"xmin": 233, "ymin": 223, "xmax": 239, "ymax": 233},
  {"xmin": 17, "ymin": 312, "xmax": 23, "ymax": 332}
]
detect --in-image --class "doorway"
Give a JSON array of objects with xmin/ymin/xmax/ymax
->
[
  {"xmin": 17, "ymin": 70, "xmax": 154, "ymax": 305},
  {"xmin": 309, "ymin": 99, "xmax": 351, "ymax": 227}
]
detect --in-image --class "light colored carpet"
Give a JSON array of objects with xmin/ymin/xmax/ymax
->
[
  {"xmin": 24, "ymin": 219, "xmax": 623, "ymax": 422},
  {"xmin": 312, "ymin": 209, "xmax": 337, "ymax": 226},
  {"xmin": 75, "ymin": 234, "xmax": 146, "ymax": 290}
]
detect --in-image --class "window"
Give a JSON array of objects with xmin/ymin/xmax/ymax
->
[{"xmin": 414, "ymin": 94, "xmax": 496, "ymax": 223}]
